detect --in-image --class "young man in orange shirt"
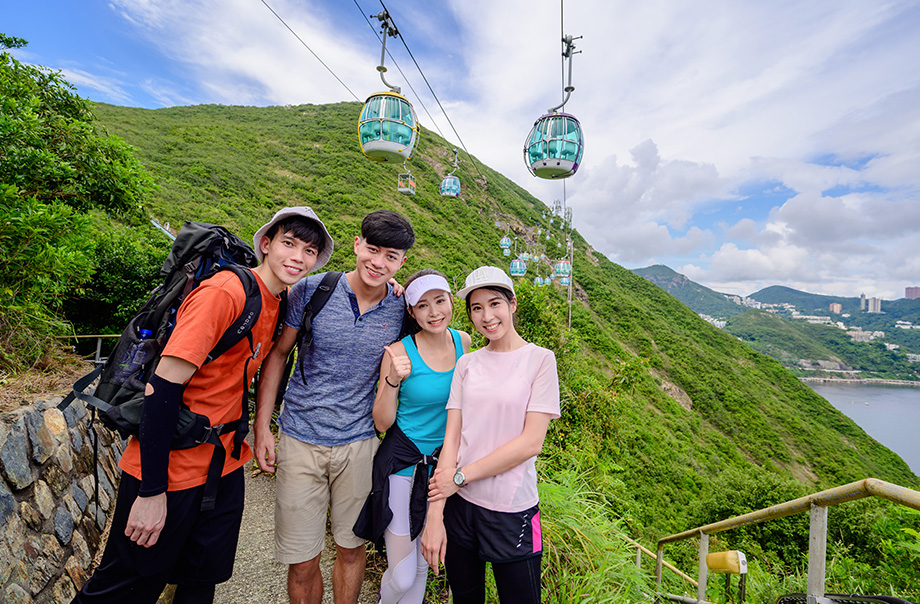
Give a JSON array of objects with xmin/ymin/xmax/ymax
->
[{"xmin": 73, "ymin": 207, "xmax": 333, "ymax": 604}]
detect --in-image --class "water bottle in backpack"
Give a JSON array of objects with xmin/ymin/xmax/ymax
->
[{"xmin": 110, "ymin": 328, "xmax": 154, "ymax": 384}]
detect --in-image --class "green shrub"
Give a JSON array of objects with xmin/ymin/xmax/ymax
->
[
  {"xmin": 64, "ymin": 221, "xmax": 169, "ymax": 335},
  {"xmin": 0, "ymin": 187, "xmax": 94, "ymax": 372}
]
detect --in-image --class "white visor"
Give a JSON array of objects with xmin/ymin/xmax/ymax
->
[{"xmin": 405, "ymin": 275, "xmax": 451, "ymax": 307}]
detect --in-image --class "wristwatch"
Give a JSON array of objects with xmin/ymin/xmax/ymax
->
[{"xmin": 453, "ymin": 467, "xmax": 467, "ymax": 488}]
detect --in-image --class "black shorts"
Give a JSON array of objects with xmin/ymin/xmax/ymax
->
[
  {"xmin": 75, "ymin": 467, "xmax": 245, "ymax": 602},
  {"xmin": 443, "ymin": 495, "xmax": 542, "ymax": 563}
]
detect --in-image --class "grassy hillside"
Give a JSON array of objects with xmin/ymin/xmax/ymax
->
[
  {"xmin": 84, "ymin": 101, "xmax": 919, "ymax": 596},
  {"xmin": 726, "ymin": 310, "xmax": 920, "ymax": 380}
]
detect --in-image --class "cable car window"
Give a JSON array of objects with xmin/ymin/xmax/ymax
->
[
  {"xmin": 402, "ymin": 103, "xmax": 414, "ymax": 127},
  {"xmin": 529, "ymin": 142, "xmax": 546, "ymax": 163},
  {"xmin": 528, "ymin": 128, "xmax": 541, "ymax": 147},
  {"xmin": 385, "ymin": 98, "xmax": 402, "ymax": 121},
  {"xmin": 360, "ymin": 121, "xmax": 381, "ymax": 144},
  {"xmin": 394, "ymin": 123, "xmax": 410, "ymax": 145},
  {"xmin": 361, "ymin": 97, "xmax": 382, "ymax": 121},
  {"xmin": 560, "ymin": 140, "xmax": 576, "ymax": 161},
  {"xmin": 564, "ymin": 118, "xmax": 579, "ymax": 140},
  {"xmin": 383, "ymin": 121, "xmax": 399, "ymax": 141}
]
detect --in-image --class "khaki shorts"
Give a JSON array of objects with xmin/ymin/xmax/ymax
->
[{"xmin": 274, "ymin": 433, "xmax": 378, "ymax": 564}]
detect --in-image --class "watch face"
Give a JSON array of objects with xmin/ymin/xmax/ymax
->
[{"xmin": 453, "ymin": 470, "xmax": 464, "ymax": 486}]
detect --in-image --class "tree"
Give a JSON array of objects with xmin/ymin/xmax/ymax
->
[
  {"xmin": 1, "ymin": 37, "xmax": 153, "ymax": 214},
  {"xmin": 0, "ymin": 35, "xmax": 154, "ymax": 373}
]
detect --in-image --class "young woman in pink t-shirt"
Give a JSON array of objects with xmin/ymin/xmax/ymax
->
[{"xmin": 421, "ymin": 266, "xmax": 560, "ymax": 604}]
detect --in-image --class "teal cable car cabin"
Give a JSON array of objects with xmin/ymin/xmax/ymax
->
[
  {"xmin": 358, "ymin": 91, "xmax": 419, "ymax": 163},
  {"xmin": 524, "ymin": 112, "xmax": 584, "ymax": 179}
]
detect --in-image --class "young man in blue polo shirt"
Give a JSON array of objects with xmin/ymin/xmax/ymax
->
[{"xmin": 254, "ymin": 209, "xmax": 415, "ymax": 604}]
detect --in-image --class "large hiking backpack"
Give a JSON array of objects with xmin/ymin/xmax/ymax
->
[{"xmin": 61, "ymin": 222, "xmax": 282, "ymax": 509}]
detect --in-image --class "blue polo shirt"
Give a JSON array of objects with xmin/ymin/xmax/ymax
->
[{"xmin": 278, "ymin": 272, "xmax": 405, "ymax": 446}]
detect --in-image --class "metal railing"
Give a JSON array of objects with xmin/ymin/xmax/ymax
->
[
  {"xmin": 56, "ymin": 334, "xmax": 119, "ymax": 365},
  {"xmin": 654, "ymin": 478, "xmax": 920, "ymax": 604},
  {"xmin": 623, "ymin": 535, "xmax": 698, "ymax": 589}
]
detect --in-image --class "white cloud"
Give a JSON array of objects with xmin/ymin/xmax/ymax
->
[{"xmin": 58, "ymin": 68, "xmax": 133, "ymax": 104}]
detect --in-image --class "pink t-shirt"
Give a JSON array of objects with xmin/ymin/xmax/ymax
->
[{"xmin": 446, "ymin": 343, "xmax": 560, "ymax": 512}]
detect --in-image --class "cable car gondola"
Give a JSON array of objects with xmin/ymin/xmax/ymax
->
[
  {"xmin": 524, "ymin": 34, "xmax": 584, "ymax": 180},
  {"xmin": 397, "ymin": 168, "xmax": 416, "ymax": 195},
  {"xmin": 360, "ymin": 91, "xmax": 419, "ymax": 163},
  {"xmin": 510, "ymin": 258, "xmax": 527, "ymax": 277},
  {"xmin": 440, "ymin": 175, "xmax": 460, "ymax": 197},
  {"xmin": 358, "ymin": 12, "xmax": 420, "ymax": 164},
  {"xmin": 554, "ymin": 259, "xmax": 572, "ymax": 277},
  {"xmin": 525, "ymin": 112, "xmax": 584, "ymax": 179},
  {"xmin": 440, "ymin": 148, "xmax": 461, "ymax": 197}
]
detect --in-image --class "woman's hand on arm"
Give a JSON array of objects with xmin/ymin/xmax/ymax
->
[
  {"xmin": 451, "ymin": 411, "xmax": 553, "ymax": 487},
  {"xmin": 388, "ymin": 278, "xmax": 404, "ymax": 297},
  {"xmin": 428, "ymin": 409, "xmax": 462, "ymax": 502}
]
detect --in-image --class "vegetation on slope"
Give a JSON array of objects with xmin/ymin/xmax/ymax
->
[{"xmin": 726, "ymin": 310, "xmax": 920, "ymax": 381}]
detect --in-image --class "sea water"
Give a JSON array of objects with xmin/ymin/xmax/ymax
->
[{"xmin": 807, "ymin": 382, "xmax": 920, "ymax": 476}]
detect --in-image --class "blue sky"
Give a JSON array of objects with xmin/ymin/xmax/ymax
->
[{"xmin": 6, "ymin": 0, "xmax": 920, "ymax": 298}]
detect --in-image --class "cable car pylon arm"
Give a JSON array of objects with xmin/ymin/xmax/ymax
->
[
  {"xmin": 548, "ymin": 34, "xmax": 582, "ymax": 113},
  {"xmin": 374, "ymin": 10, "xmax": 401, "ymax": 94}
]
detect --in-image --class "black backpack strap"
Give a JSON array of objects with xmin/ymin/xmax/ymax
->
[
  {"xmin": 274, "ymin": 289, "xmax": 288, "ymax": 341},
  {"xmin": 300, "ymin": 271, "xmax": 344, "ymax": 346},
  {"xmin": 198, "ymin": 328, "xmax": 258, "ymax": 510},
  {"xmin": 280, "ymin": 271, "xmax": 343, "ymax": 406},
  {"xmin": 205, "ymin": 265, "xmax": 262, "ymax": 363},
  {"xmin": 59, "ymin": 365, "xmax": 107, "ymax": 414}
]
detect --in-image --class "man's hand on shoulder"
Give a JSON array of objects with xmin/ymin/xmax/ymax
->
[
  {"xmin": 388, "ymin": 278, "xmax": 404, "ymax": 297},
  {"xmin": 125, "ymin": 493, "xmax": 167, "ymax": 548}
]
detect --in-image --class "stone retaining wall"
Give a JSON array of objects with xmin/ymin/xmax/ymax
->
[{"xmin": 0, "ymin": 395, "xmax": 123, "ymax": 603}]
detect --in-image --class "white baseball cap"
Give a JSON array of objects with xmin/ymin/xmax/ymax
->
[
  {"xmin": 253, "ymin": 206, "xmax": 334, "ymax": 271},
  {"xmin": 456, "ymin": 266, "xmax": 515, "ymax": 301}
]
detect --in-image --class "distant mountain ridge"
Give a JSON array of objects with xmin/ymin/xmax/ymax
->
[
  {"xmin": 749, "ymin": 285, "xmax": 862, "ymax": 313},
  {"xmin": 633, "ymin": 265, "xmax": 920, "ymax": 374},
  {"xmin": 632, "ymin": 264, "xmax": 744, "ymax": 319}
]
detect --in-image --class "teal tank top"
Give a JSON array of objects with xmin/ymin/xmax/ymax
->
[{"xmin": 393, "ymin": 328, "xmax": 464, "ymax": 477}]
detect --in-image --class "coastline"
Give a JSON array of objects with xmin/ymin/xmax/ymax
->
[{"xmin": 799, "ymin": 377, "xmax": 920, "ymax": 387}]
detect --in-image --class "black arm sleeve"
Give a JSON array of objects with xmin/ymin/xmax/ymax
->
[{"xmin": 137, "ymin": 372, "xmax": 186, "ymax": 497}]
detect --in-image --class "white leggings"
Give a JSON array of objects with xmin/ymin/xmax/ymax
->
[{"xmin": 379, "ymin": 474, "xmax": 428, "ymax": 604}]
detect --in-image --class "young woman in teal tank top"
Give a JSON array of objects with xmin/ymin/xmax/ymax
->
[{"xmin": 372, "ymin": 269, "xmax": 471, "ymax": 603}]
